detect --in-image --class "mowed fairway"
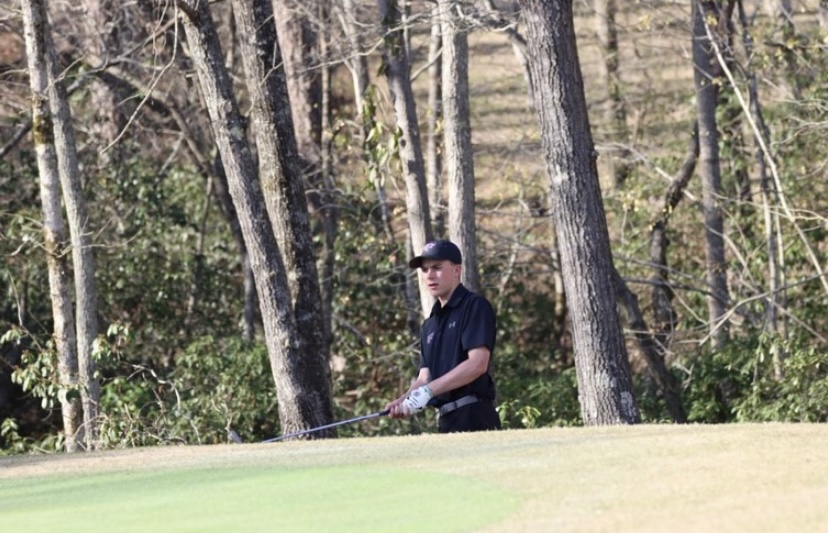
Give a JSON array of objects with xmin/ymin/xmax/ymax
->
[{"xmin": 2, "ymin": 423, "xmax": 828, "ymax": 532}]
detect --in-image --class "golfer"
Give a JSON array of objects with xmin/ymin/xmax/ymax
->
[{"xmin": 386, "ymin": 239, "xmax": 502, "ymax": 433}]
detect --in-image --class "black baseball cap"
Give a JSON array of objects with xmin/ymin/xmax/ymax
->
[{"xmin": 409, "ymin": 239, "xmax": 463, "ymax": 269}]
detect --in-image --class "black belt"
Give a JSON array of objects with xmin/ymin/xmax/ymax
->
[{"xmin": 438, "ymin": 395, "xmax": 479, "ymax": 416}]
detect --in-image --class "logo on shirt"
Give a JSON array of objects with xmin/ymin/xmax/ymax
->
[
  {"xmin": 427, "ymin": 332, "xmax": 435, "ymax": 345},
  {"xmin": 448, "ymin": 321, "xmax": 457, "ymax": 329}
]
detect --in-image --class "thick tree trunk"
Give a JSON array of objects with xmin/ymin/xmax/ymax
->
[
  {"xmin": 232, "ymin": 0, "xmax": 334, "ymax": 425},
  {"xmin": 212, "ymin": 155, "xmax": 257, "ymax": 343},
  {"xmin": 377, "ymin": 0, "xmax": 434, "ymax": 316},
  {"xmin": 179, "ymin": 0, "xmax": 333, "ymax": 437},
  {"xmin": 439, "ymin": 0, "xmax": 480, "ymax": 292},
  {"xmin": 519, "ymin": 0, "xmax": 639, "ymax": 425},
  {"xmin": 272, "ymin": 0, "xmax": 338, "ymax": 352},
  {"xmin": 692, "ymin": 0, "xmax": 730, "ymax": 349},
  {"xmin": 21, "ymin": 0, "xmax": 83, "ymax": 452}
]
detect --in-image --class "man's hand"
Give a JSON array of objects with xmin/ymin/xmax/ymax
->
[{"xmin": 401, "ymin": 385, "xmax": 433, "ymax": 416}]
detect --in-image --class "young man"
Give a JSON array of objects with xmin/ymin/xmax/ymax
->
[{"xmin": 385, "ymin": 239, "xmax": 502, "ymax": 433}]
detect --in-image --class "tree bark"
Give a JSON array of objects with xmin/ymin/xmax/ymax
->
[
  {"xmin": 519, "ymin": 0, "xmax": 639, "ymax": 425},
  {"xmin": 439, "ymin": 0, "xmax": 480, "ymax": 292},
  {"xmin": 692, "ymin": 0, "xmax": 730, "ymax": 349},
  {"xmin": 272, "ymin": 0, "xmax": 338, "ymax": 352},
  {"xmin": 377, "ymin": 0, "xmax": 434, "ymax": 316},
  {"xmin": 21, "ymin": 0, "xmax": 83, "ymax": 452},
  {"xmin": 233, "ymin": 0, "xmax": 334, "ymax": 425},
  {"xmin": 178, "ymin": 0, "xmax": 333, "ymax": 437}
]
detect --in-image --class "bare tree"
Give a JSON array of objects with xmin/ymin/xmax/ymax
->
[
  {"xmin": 692, "ymin": 0, "xmax": 730, "ymax": 349},
  {"xmin": 21, "ymin": 0, "xmax": 83, "ymax": 452},
  {"xmin": 177, "ymin": 0, "xmax": 334, "ymax": 437},
  {"xmin": 377, "ymin": 0, "xmax": 434, "ymax": 316},
  {"xmin": 519, "ymin": 0, "xmax": 639, "ymax": 425},
  {"xmin": 439, "ymin": 0, "xmax": 481, "ymax": 292}
]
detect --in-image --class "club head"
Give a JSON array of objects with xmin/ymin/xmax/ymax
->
[{"xmin": 228, "ymin": 429, "xmax": 242, "ymax": 444}]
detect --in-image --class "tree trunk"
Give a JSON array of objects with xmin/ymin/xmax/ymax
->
[
  {"xmin": 21, "ymin": 0, "xmax": 83, "ymax": 452},
  {"xmin": 692, "ymin": 0, "xmax": 730, "ymax": 349},
  {"xmin": 594, "ymin": 0, "xmax": 631, "ymax": 188},
  {"xmin": 377, "ymin": 0, "xmax": 434, "ymax": 316},
  {"xmin": 47, "ymin": 10, "xmax": 102, "ymax": 449},
  {"xmin": 179, "ymin": 0, "xmax": 333, "ymax": 437},
  {"xmin": 519, "ymin": 0, "xmax": 639, "ymax": 425},
  {"xmin": 650, "ymin": 123, "xmax": 698, "ymax": 342},
  {"xmin": 737, "ymin": 0, "xmax": 787, "ymax": 375},
  {"xmin": 337, "ymin": 0, "xmax": 370, "ymax": 116},
  {"xmin": 233, "ymin": 0, "xmax": 334, "ymax": 425},
  {"xmin": 272, "ymin": 0, "xmax": 338, "ymax": 352},
  {"xmin": 213, "ymin": 154, "xmax": 257, "ymax": 343},
  {"xmin": 439, "ymin": 0, "xmax": 480, "ymax": 293},
  {"xmin": 426, "ymin": 12, "xmax": 444, "ymax": 237}
]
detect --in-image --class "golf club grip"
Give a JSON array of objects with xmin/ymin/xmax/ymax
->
[{"xmin": 263, "ymin": 409, "xmax": 390, "ymax": 443}]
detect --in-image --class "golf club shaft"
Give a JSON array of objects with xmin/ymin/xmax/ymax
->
[{"xmin": 263, "ymin": 409, "xmax": 390, "ymax": 443}]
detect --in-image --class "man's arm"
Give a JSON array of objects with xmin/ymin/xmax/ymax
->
[{"xmin": 425, "ymin": 346, "xmax": 490, "ymax": 397}]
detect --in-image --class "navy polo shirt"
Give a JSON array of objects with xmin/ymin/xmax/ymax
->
[{"xmin": 419, "ymin": 284, "xmax": 498, "ymax": 406}]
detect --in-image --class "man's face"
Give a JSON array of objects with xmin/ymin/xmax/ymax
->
[{"xmin": 420, "ymin": 259, "xmax": 461, "ymax": 300}]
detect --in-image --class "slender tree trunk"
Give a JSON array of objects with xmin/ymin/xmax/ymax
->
[
  {"xmin": 337, "ymin": 0, "xmax": 370, "ymax": 116},
  {"xmin": 426, "ymin": 12, "xmax": 444, "ymax": 237},
  {"xmin": 520, "ymin": 0, "xmax": 639, "ymax": 425},
  {"xmin": 650, "ymin": 123, "xmax": 698, "ymax": 343},
  {"xmin": 737, "ymin": 0, "xmax": 787, "ymax": 376},
  {"xmin": 439, "ymin": 0, "xmax": 480, "ymax": 292},
  {"xmin": 594, "ymin": 0, "xmax": 631, "ymax": 188},
  {"xmin": 377, "ymin": 0, "xmax": 434, "ymax": 316},
  {"xmin": 48, "ymin": 20, "xmax": 101, "ymax": 450},
  {"xmin": 478, "ymin": 0, "xmax": 534, "ymax": 105},
  {"xmin": 21, "ymin": 0, "xmax": 83, "ymax": 452},
  {"xmin": 613, "ymin": 269, "xmax": 687, "ymax": 423},
  {"xmin": 179, "ymin": 0, "xmax": 333, "ymax": 437},
  {"xmin": 692, "ymin": 0, "xmax": 730, "ymax": 349}
]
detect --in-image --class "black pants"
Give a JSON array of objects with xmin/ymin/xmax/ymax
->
[{"xmin": 438, "ymin": 400, "xmax": 501, "ymax": 433}]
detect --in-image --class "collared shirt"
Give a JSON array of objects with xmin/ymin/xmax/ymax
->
[{"xmin": 419, "ymin": 284, "xmax": 497, "ymax": 406}]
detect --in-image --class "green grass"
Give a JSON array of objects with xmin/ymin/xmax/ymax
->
[
  {"xmin": 1, "ymin": 465, "xmax": 516, "ymax": 532},
  {"xmin": 3, "ymin": 424, "xmax": 828, "ymax": 532}
]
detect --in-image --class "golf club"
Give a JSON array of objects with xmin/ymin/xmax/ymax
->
[{"xmin": 262, "ymin": 409, "xmax": 390, "ymax": 443}]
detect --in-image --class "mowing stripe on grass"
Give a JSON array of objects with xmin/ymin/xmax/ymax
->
[{"xmin": 2, "ymin": 464, "xmax": 518, "ymax": 532}]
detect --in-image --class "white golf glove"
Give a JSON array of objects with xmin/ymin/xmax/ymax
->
[{"xmin": 401, "ymin": 385, "xmax": 433, "ymax": 416}]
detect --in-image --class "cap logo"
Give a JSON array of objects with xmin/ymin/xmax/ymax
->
[{"xmin": 424, "ymin": 242, "xmax": 437, "ymax": 252}]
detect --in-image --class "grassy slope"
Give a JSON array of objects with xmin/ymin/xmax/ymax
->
[{"xmin": 3, "ymin": 423, "xmax": 828, "ymax": 532}]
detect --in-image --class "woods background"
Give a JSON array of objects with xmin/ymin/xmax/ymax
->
[{"xmin": 1, "ymin": 0, "xmax": 828, "ymax": 453}]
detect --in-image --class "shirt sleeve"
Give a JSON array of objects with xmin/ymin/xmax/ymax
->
[{"xmin": 461, "ymin": 296, "xmax": 496, "ymax": 353}]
